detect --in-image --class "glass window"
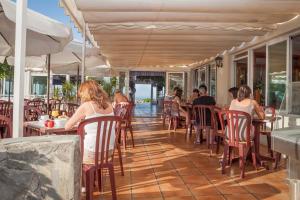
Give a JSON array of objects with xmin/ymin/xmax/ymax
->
[
  {"xmin": 209, "ymin": 65, "xmax": 216, "ymax": 97},
  {"xmin": 194, "ymin": 69, "xmax": 198, "ymax": 88},
  {"xmin": 167, "ymin": 72, "xmax": 184, "ymax": 95},
  {"xmin": 292, "ymin": 35, "xmax": 300, "ymax": 82},
  {"xmin": 253, "ymin": 46, "xmax": 266, "ymax": 105},
  {"xmin": 268, "ymin": 41, "xmax": 287, "ymax": 109},
  {"xmin": 4, "ymin": 78, "xmax": 13, "ymax": 96},
  {"xmin": 198, "ymin": 68, "xmax": 206, "ymax": 86},
  {"xmin": 235, "ymin": 58, "xmax": 248, "ymax": 88},
  {"xmin": 31, "ymin": 76, "xmax": 47, "ymax": 96}
]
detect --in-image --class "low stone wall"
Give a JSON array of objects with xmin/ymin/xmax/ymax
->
[{"xmin": 0, "ymin": 135, "xmax": 81, "ymax": 200}]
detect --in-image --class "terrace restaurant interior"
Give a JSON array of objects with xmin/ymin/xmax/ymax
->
[{"xmin": 1, "ymin": 0, "xmax": 300, "ymax": 200}]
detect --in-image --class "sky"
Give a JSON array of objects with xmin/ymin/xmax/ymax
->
[{"xmin": 27, "ymin": 0, "xmax": 82, "ymax": 41}]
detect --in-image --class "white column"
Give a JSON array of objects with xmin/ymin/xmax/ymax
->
[
  {"xmin": 13, "ymin": 0, "xmax": 28, "ymax": 138},
  {"xmin": 81, "ymin": 22, "xmax": 86, "ymax": 82}
]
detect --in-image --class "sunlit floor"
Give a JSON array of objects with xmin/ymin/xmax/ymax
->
[{"xmin": 82, "ymin": 118, "xmax": 289, "ymax": 200}]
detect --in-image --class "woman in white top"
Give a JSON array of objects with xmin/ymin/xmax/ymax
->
[
  {"xmin": 229, "ymin": 85, "xmax": 265, "ymax": 119},
  {"xmin": 229, "ymin": 85, "xmax": 265, "ymax": 140},
  {"xmin": 65, "ymin": 80, "xmax": 115, "ymax": 164}
]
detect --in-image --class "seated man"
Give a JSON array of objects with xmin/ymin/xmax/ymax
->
[{"xmin": 192, "ymin": 84, "xmax": 216, "ymax": 144}]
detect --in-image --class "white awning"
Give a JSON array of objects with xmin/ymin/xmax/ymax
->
[
  {"xmin": 0, "ymin": 41, "xmax": 110, "ymax": 75},
  {"xmin": 0, "ymin": 0, "xmax": 72, "ymax": 56},
  {"xmin": 60, "ymin": 0, "xmax": 300, "ymax": 68}
]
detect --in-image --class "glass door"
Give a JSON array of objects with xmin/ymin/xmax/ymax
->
[
  {"xmin": 166, "ymin": 72, "xmax": 185, "ymax": 97},
  {"xmin": 253, "ymin": 46, "xmax": 266, "ymax": 105},
  {"xmin": 198, "ymin": 67, "xmax": 206, "ymax": 86},
  {"xmin": 268, "ymin": 41, "xmax": 287, "ymax": 109},
  {"xmin": 209, "ymin": 65, "xmax": 216, "ymax": 97},
  {"xmin": 234, "ymin": 58, "xmax": 248, "ymax": 88}
]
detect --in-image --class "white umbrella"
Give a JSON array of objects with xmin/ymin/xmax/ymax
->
[{"xmin": 0, "ymin": 0, "xmax": 72, "ymax": 56}]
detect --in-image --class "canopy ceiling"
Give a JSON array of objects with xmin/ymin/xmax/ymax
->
[
  {"xmin": 0, "ymin": 0, "xmax": 72, "ymax": 56},
  {"xmin": 61, "ymin": 0, "xmax": 300, "ymax": 69}
]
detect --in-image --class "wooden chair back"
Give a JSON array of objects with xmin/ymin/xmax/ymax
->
[
  {"xmin": 65, "ymin": 103, "xmax": 79, "ymax": 117},
  {"xmin": 77, "ymin": 116, "xmax": 122, "ymax": 167},
  {"xmin": 0, "ymin": 115, "xmax": 12, "ymax": 138},
  {"xmin": 223, "ymin": 110, "xmax": 252, "ymax": 147},
  {"xmin": 192, "ymin": 105, "xmax": 215, "ymax": 129},
  {"xmin": 114, "ymin": 103, "xmax": 129, "ymax": 120},
  {"xmin": 49, "ymin": 99, "xmax": 62, "ymax": 112},
  {"xmin": 0, "ymin": 101, "xmax": 13, "ymax": 117},
  {"xmin": 24, "ymin": 106, "xmax": 42, "ymax": 121}
]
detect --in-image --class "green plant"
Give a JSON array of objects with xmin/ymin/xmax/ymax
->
[
  {"xmin": 0, "ymin": 58, "xmax": 13, "ymax": 79},
  {"xmin": 143, "ymin": 98, "xmax": 151, "ymax": 103},
  {"xmin": 53, "ymin": 86, "xmax": 60, "ymax": 99},
  {"xmin": 62, "ymin": 81, "xmax": 75, "ymax": 102}
]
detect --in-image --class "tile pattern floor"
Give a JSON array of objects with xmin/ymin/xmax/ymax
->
[
  {"xmin": 83, "ymin": 118, "xmax": 289, "ymax": 200},
  {"xmin": 133, "ymin": 103, "xmax": 162, "ymax": 118}
]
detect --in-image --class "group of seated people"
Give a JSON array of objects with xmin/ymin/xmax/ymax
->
[{"xmin": 167, "ymin": 84, "xmax": 265, "ymax": 142}]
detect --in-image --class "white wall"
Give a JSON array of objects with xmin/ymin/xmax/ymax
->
[{"xmin": 216, "ymin": 52, "xmax": 232, "ymax": 106}]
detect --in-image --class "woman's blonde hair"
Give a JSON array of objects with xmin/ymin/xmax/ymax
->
[{"xmin": 78, "ymin": 80, "xmax": 110, "ymax": 109}]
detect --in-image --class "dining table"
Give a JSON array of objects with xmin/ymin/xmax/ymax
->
[
  {"xmin": 24, "ymin": 121, "xmax": 77, "ymax": 136},
  {"xmin": 252, "ymin": 117, "xmax": 276, "ymax": 168}
]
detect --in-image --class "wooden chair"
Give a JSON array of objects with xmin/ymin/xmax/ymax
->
[
  {"xmin": 0, "ymin": 101, "xmax": 13, "ymax": 138},
  {"xmin": 49, "ymin": 99, "xmax": 62, "ymax": 112},
  {"xmin": 0, "ymin": 115, "xmax": 12, "ymax": 138},
  {"xmin": 118, "ymin": 103, "xmax": 135, "ymax": 149},
  {"xmin": 65, "ymin": 103, "xmax": 79, "ymax": 117},
  {"xmin": 220, "ymin": 110, "xmax": 257, "ymax": 178},
  {"xmin": 24, "ymin": 106, "xmax": 42, "ymax": 121},
  {"xmin": 77, "ymin": 116, "xmax": 122, "ymax": 200},
  {"xmin": 0, "ymin": 101, "xmax": 13, "ymax": 117},
  {"xmin": 28, "ymin": 99, "xmax": 46, "ymax": 113},
  {"xmin": 192, "ymin": 105, "xmax": 216, "ymax": 151},
  {"xmin": 162, "ymin": 100, "xmax": 173, "ymax": 127},
  {"xmin": 214, "ymin": 106, "xmax": 225, "ymax": 154}
]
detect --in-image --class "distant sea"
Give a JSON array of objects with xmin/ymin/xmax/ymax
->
[{"xmin": 135, "ymin": 84, "xmax": 151, "ymax": 100}]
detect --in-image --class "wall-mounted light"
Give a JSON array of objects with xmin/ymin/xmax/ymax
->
[{"xmin": 215, "ymin": 56, "xmax": 223, "ymax": 68}]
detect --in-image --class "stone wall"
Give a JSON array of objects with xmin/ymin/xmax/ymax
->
[{"xmin": 0, "ymin": 135, "xmax": 81, "ymax": 200}]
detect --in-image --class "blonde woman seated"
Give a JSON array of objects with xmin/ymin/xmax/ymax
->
[
  {"xmin": 229, "ymin": 85, "xmax": 265, "ymax": 139},
  {"xmin": 65, "ymin": 80, "xmax": 115, "ymax": 164}
]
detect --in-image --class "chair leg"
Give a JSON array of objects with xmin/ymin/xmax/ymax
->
[
  {"xmin": 222, "ymin": 143, "xmax": 229, "ymax": 174},
  {"xmin": 121, "ymin": 128, "xmax": 127, "ymax": 150},
  {"xmin": 228, "ymin": 147, "xmax": 233, "ymax": 166},
  {"xmin": 206, "ymin": 128, "xmax": 210, "ymax": 149},
  {"xmin": 85, "ymin": 170, "xmax": 94, "ymax": 200},
  {"xmin": 108, "ymin": 165, "xmax": 117, "ymax": 200},
  {"xmin": 216, "ymin": 136, "xmax": 221, "ymax": 154},
  {"xmin": 129, "ymin": 126, "xmax": 134, "ymax": 147},
  {"xmin": 274, "ymin": 152, "xmax": 281, "ymax": 170},
  {"xmin": 117, "ymin": 145, "xmax": 124, "ymax": 176},
  {"xmin": 239, "ymin": 144, "xmax": 246, "ymax": 178},
  {"xmin": 266, "ymin": 134, "xmax": 273, "ymax": 157},
  {"xmin": 97, "ymin": 169, "xmax": 102, "ymax": 192}
]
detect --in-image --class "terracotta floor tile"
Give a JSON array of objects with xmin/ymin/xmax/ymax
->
[
  {"xmin": 224, "ymin": 194, "xmax": 257, "ymax": 200},
  {"xmin": 85, "ymin": 118, "xmax": 288, "ymax": 199}
]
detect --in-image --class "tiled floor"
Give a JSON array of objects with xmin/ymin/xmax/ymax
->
[
  {"xmin": 83, "ymin": 118, "xmax": 289, "ymax": 200},
  {"xmin": 133, "ymin": 103, "xmax": 162, "ymax": 118}
]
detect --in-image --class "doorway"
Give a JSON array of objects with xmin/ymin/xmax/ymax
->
[
  {"xmin": 253, "ymin": 46, "xmax": 266, "ymax": 105},
  {"xmin": 130, "ymin": 71, "xmax": 166, "ymax": 117}
]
